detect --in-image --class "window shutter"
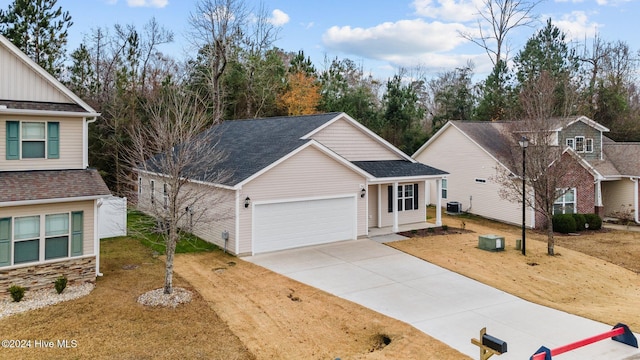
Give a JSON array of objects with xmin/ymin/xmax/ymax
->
[
  {"xmin": 6, "ymin": 121, "xmax": 19, "ymax": 160},
  {"xmin": 71, "ymin": 211, "xmax": 84, "ymax": 256},
  {"xmin": 413, "ymin": 183, "xmax": 419, "ymax": 210},
  {"xmin": 47, "ymin": 122, "xmax": 60, "ymax": 159},
  {"xmin": 0, "ymin": 218, "xmax": 11, "ymax": 266},
  {"xmin": 387, "ymin": 185, "xmax": 393, "ymax": 213}
]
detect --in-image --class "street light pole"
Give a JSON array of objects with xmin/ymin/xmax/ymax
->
[{"xmin": 519, "ymin": 136, "xmax": 529, "ymax": 256}]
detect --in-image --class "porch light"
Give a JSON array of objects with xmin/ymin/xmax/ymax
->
[
  {"xmin": 360, "ymin": 188, "xmax": 366, "ymax": 198},
  {"xmin": 244, "ymin": 196, "xmax": 251, "ymax": 208}
]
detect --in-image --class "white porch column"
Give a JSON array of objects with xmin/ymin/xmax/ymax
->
[
  {"xmin": 595, "ymin": 179, "xmax": 603, "ymax": 207},
  {"xmin": 377, "ymin": 184, "xmax": 382, "ymax": 228},
  {"xmin": 435, "ymin": 179, "xmax": 442, "ymax": 226},
  {"xmin": 392, "ymin": 181, "xmax": 399, "ymax": 232}
]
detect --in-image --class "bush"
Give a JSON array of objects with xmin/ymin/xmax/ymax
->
[
  {"xmin": 553, "ymin": 214, "xmax": 577, "ymax": 234},
  {"xmin": 572, "ymin": 213, "xmax": 587, "ymax": 231},
  {"xmin": 8, "ymin": 285, "xmax": 26, "ymax": 302},
  {"xmin": 583, "ymin": 213, "xmax": 602, "ymax": 230},
  {"xmin": 54, "ymin": 275, "xmax": 68, "ymax": 294}
]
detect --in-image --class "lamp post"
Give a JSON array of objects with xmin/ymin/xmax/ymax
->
[{"xmin": 518, "ymin": 136, "xmax": 529, "ymax": 256}]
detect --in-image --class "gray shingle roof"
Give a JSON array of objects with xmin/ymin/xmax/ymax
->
[
  {"xmin": 352, "ymin": 160, "xmax": 448, "ymax": 178},
  {"xmin": 0, "ymin": 169, "xmax": 111, "ymax": 203},
  {"xmin": 195, "ymin": 113, "xmax": 342, "ymax": 186},
  {"xmin": 0, "ymin": 100, "xmax": 87, "ymax": 113},
  {"xmin": 449, "ymin": 121, "xmax": 517, "ymax": 170},
  {"xmin": 601, "ymin": 143, "xmax": 640, "ymax": 176}
]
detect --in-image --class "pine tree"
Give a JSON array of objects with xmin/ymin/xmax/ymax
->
[{"xmin": 0, "ymin": 0, "xmax": 73, "ymax": 76}]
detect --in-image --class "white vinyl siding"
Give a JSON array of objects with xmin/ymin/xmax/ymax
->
[
  {"xmin": 241, "ymin": 145, "xmax": 366, "ymax": 255},
  {"xmin": 310, "ymin": 117, "xmax": 402, "ymax": 161},
  {"xmin": 379, "ymin": 182, "xmax": 425, "ymax": 227},
  {"xmin": 0, "ymin": 117, "xmax": 84, "ymax": 171},
  {"xmin": 602, "ymin": 180, "xmax": 636, "ymax": 217},
  {"xmin": 0, "ymin": 200, "xmax": 95, "ymax": 268},
  {"xmin": 0, "ymin": 42, "xmax": 72, "ymax": 103},
  {"xmin": 415, "ymin": 124, "xmax": 534, "ymax": 227}
]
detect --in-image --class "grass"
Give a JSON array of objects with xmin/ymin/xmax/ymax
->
[{"xmin": 127, "ymin": 210, "xmax": 218, "ymax": 254}]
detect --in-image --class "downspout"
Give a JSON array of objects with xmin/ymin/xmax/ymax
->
[
  {"xmin": 633, "ymin": 178, "xmax": 639, "ymax": 224},
  {"xmin": 95, "ymin": 199, "xmax": 103, "ymax": 276}
]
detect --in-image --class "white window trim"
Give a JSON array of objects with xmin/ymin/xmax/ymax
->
[
  {"xmin": 585, "ymin": 138, "xmax": 594, "ymax": 153},
  {"xmin": 553, "ymin": 188, "xmax": 577, "ymax": 215},
  {"xmin": 566, "ymin": 138, "xmax": 574, "ymax": 149},
  {"xmin": 397, "ymin": 184, "xmax": 414, "ymax": 211},
  {"xmin": 20, "ymin": 121, "xmax": 48, "ymax": 159},
  {"xmin": 575, "ymin": 136, "xmax": 585, "ymax": 153},
  {"xmin": 10, "ymin": 212, "xmax": 73, "ymax": 266},
  {"xmin": 441, "ymin": 179, "xmax": 448, "ymax": 199},
  {"xmin": 150, "ymin": 180, "xmax": 155, "ymax": 205}
]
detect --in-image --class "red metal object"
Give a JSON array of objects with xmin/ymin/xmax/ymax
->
[
  {"xmin": 531, "ymin": 327, "xmax": 625, "ymax": 360},
  {"xmin": 531, "ymin": 324, "xmax": 637, "ymax": 360}
]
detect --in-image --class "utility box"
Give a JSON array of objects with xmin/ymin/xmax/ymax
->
[{"xmin": 478, "ymin": 234, "xmax": 505, "ymax": 252}]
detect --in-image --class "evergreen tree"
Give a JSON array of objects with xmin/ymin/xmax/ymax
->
[{"xmin": 0, "ymin": 0, "xmax": 72, "ymax": 76}]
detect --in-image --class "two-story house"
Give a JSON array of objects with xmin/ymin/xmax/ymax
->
[
  {"xmin": 0, "ymin": 35, "xmax": 110, "ymax": 295},
  {"xmin": 413, "ymin": 116, "xmax": 640, "ymax": 228}
]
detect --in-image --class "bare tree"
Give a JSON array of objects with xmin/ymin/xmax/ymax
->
[
  {"xmin": 126, "ymin": 86, "xmax": 229, "ymax": 294},
  {"xmin": 460, "ymin": 0, "xmax": 542, "ymax": 66},
  {"xmin": 495, "ymin": 72, "xmax": 577, "ymax": 255}
]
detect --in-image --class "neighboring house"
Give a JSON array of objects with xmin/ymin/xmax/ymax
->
[
  {"xmin": 0, "ymin": 35, "xmax": 111, "ymax": 295},
  {"xmin": 413, "ymin": 116, "xmax": 640, "ymax": 228},
  {"xmin": 137, "ymin": 112, "xmax": 447, "ymax": 256}
]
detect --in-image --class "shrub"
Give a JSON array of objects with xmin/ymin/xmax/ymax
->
[
  {"xmin": 54, "ymin": 275, "xmax": 68, "ymax": 294},
  {"xmin": 552, "ymin": 214, "xmax": 576, "ymax": 234},
  {"xmin": 572, "ymin": 213, "xmax": 587, "ymax": 231},
  {"xmin": 9, "ymin": 285, "xmax": 26, "ymax": 302},
  {"xmin": 441, "ymin": 225, "xmax": 449, "ymax": 231},
  {"xmin": 583, "ymin": 213, "xmax": 602, "ymax": 230}
]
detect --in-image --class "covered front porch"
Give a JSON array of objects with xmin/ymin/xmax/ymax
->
[{"xmin": 368, "ymin": 221, "xmax": 439, "ymax": 237}]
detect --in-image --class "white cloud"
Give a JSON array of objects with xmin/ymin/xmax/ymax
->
[
  {"xmin": 412, "ymin": 0, "xmax": 484, "ymax": 22},
  {"xmin": 595, "ymin": 0, "xmax": 632, "ymax": 5},
  {"xmin": 126, "ymin": 0, "xmax": 168, "ymax": 8},
  {"xmin": 554, "ymin": 0, "xmax": 584, "ymax": 3},
  {"xmin": 552, "ymin": 11, "xmax": 601, "ymax": 41},
  {"xmin": 323, "ymin": 19, "xmax": 471, "ymax": 59},
  {"xmin": 269, "ymin": 9, "xmax": 290, "ymax": 26}
]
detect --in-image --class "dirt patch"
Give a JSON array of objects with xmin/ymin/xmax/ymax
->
[{"xmin": 389, "ymin": 212, "xmax": 640, "ymax": 331}]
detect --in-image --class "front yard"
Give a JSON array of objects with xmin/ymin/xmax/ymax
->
[{"xmin": 2, "ymin": 210, "xmax": 640, "ymax": 359}]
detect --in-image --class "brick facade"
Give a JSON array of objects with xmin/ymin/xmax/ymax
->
[
  {"xmin": 0, "ymin": 256, "xmax": 96, "ymax": 298},
  {"xmin": 535, "ymin": 152, "xmax": 596, "ymax": 229}
]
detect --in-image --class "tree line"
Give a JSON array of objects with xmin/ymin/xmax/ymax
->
[{"xmin": 3, "ymin": 0, "xmax": 640, "ymax": 197}]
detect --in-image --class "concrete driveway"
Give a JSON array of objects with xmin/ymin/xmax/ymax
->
[{"xmin": 245, "ymin": 239, "xmax": 640, "ymax": 359}]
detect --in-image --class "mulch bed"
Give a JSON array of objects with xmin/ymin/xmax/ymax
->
[{"xmin": 398, "ymin": 226, "xmax": 474, "ymax": 238}]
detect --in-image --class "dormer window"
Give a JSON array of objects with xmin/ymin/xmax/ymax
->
[{"xmin": 575, "ymin": 136, "xmax": 584, "ymax": 152}]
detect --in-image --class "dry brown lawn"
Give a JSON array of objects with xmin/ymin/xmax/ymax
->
[
  {"xmin": 0, "ymin": 236, "xmax": 468, "ymax": 360},
  {"xmin": 389, "ymin": 211, "xmax": 640, "ymax": 331}
]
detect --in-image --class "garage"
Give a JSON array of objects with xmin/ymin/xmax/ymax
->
[{"xmin": 253, "ymin": 196, "xmax": 357, "ymax": 254}]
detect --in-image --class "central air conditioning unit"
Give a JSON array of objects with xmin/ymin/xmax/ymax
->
[{"xmin": 446, "ymin": 201, "xmax": 462, "ymax": 214}]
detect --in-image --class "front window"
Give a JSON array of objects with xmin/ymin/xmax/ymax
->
[
  {"xmin": 22, "ymin": 122, "xmax": 46, "ymax": 158},
  {"xmin": 14, "ymin": 216, "xmax": 40, "ymax": 264},
  {"xmin": 553, "ymin": 188, "xmax": 576, "ymax": 215},
  {"xmin": 585, "ymin": 138, "xmax": 593, "ymax": 153},
  {"xmin": 441, "ymin": 179, "xmax": 448, "ymax": 199},
  {"xmin": 398, "ymin": 184, "xmax": 414, "ymax": 211},
  {"xmin": 45, "ymin": 213, "xmax": 69, "ymax": 260},
  {"xmin": 566, "ymin": 138, "xmax": 574, "ymax": 149}
]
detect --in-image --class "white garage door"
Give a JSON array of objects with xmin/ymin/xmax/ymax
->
[{"xmin": 253, "ymin": 196, "xmax": 356, "ymax": 253}]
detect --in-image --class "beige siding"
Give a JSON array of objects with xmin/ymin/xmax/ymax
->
[
  {"xmin": 0, "ymin": 116, "xmax": 84, "ymax": 171},
  {"xmin": 0, "ymin": 200, "xmax": 97, "ymax": 261},
  {"xmin": 137, "ymin": 175, "xmax": 238, "ymax": 253},
  {"xmin": 416, "ymin": 125, "xmax": 533, "ymax": 227},
  {"xmin": 602, "ymin": 180, "xmax": 635, "ymax": 217},
  {"xmin": 311, "ymin": 117, "xmax": 402, "ymax": 161},
  {"xmin": 0, "ymin": 43, "xmax": 71, "ymax": 103},
  {"xmin": 240, "ymin": 145, "xmax": 367, "ymax": 255},
  {"xmin": 367, "ymin": 185, "xmax": 378, "ymax": 227},
  {"xmin": 376, "ymin": 182, "xmax": 427, "ymax": 227}
]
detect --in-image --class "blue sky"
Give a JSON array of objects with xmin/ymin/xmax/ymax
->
[{"xmin": 1, "ymin": 0, "xmax": 638, "ymax": 80}]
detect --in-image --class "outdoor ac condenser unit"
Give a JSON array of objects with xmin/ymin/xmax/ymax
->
[{"xmin": 446, "ymin": 201, "xmax": 462, "ymax": 214}]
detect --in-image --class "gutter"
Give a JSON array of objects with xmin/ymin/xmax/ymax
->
[{"xmin": 0, "ymin": 194, "xmax": 109, "ymax": 207}]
